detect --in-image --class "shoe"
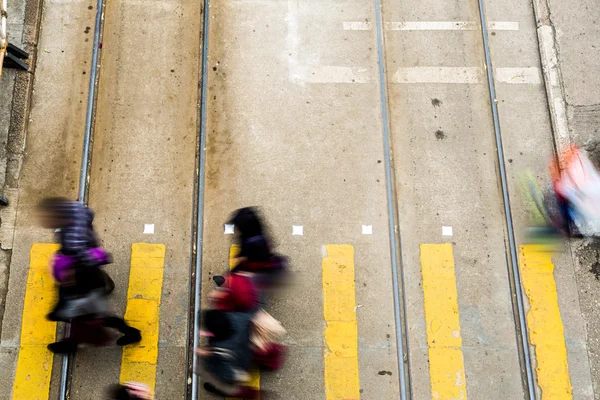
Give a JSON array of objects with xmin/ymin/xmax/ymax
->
[
  {"xmin": 203, "ymin": 383, "xmax": 226, "ymax": 396},
  {"xmin": 48, "ymin": 341, "xmax": 78, "ymax": 354},
  {"xmin": 117, "ymin": 329, "xmax": 142, "ymax": 346},
  {"xmin": 47, "ymin": 311, "xmax": 60, "ymax": 321}
]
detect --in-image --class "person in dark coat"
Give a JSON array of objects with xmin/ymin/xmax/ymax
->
[
  {"xmin": 37, "ymin": 197, "xmax": 114, "ymax": 320},
  {"xmin": 37, "ymin": 197, "xmax": 141, "ymax": 353},
  {"xmin": 195, "ymin": 310, "xmax": 259, "ymax": 398},
  {"xmin": 218, "ymin": 207, "xmax": 288, "ymax": 291},
  {"xmin": 209, "ymin": 272, "xmax": 259, "ymax": 312}
]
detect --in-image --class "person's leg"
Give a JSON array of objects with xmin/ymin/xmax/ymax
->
[
  {"xmin": 203, "ymin": 382, "xmax": 226, "ymax": 396},
  {"xmin": 103, "ymin": 315, "xmax": 141, "ymax": 345},
  {"xmin": 47, "ymin": 340, "xmax": 78, "ymax": 354},
  {"xmin": 47, "ymin": 282, "xmax": 83, "ymax": 321},
  {"xmin": 47, "ymin": 286, "xmax": 66, "ymax": 321},
  {"xmin": 100, "ymin": 270, "xmax": 115, "ymax": 294}
]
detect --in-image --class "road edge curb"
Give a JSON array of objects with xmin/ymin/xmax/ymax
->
[{"xmin": 530, "ymin": 0, "xmax": 571, "ymax": 162}]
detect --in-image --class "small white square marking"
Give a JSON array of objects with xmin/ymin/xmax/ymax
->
[
  {"xmin": 143, "ymin": 224, "xmax": 155, "ymax": 234},
  {"xmin": 362, "ymin": 225, "xmax": 373, "ymax": 235},
  {"xmin": 292, "ymin": 225, "xmax": 304, "ymax": 236},
  {"xmin": 224, "ymin": 224, "xmax": 235, "ymax": 234},
  {"xmin": 442, "ymin": 226, "xmax": 453, "ymax": 236}
]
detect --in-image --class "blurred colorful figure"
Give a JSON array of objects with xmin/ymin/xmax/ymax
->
[
  {"xmin": 550, "ymin": 145, "xmax": 600, "ymax": 237},
  {"xmin": 522, "ymin": 146, "xmax": 600, "ymax": 242}
]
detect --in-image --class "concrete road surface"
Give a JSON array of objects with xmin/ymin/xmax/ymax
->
[{"xmin": 1, "ymin": 0, "xmax": 598, "ymax": 398}]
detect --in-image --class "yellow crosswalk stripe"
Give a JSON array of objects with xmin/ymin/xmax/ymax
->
[
  {"xmin": 228, "ymin": 244, "xmax": 260, "ymax": 399},
  {"xmin": 420, "ymin": 243, "xmax": 467, "ymax": 399},
  {"xmin": 519, "ymin": 245, "xmax": 572, "ymax": 398},
  {"xmin": 322, "ymin": 244, "xmax": 360, "ymax": 400},
  {"xmin": 12, "ymin": 243, "xmax": 59, "ymax": 400},
  {"xmin": 120, "ymin": 243, "xmax": 166, "ymax": 393}
]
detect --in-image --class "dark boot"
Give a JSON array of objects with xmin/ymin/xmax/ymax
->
[
  {"xmin": 116, "ymin": 328, "xmax": 142, "ymax": 346},
  {"xmin": 48, "ymin": 341, "xmax": 78, "ymax": 354},
  {"xmin": 104, "ymin": 316, "xmax": 142, "ymax": 346}
]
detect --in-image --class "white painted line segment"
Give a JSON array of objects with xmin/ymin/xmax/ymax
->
[
  {"xmin": 442, "ymin": 226, "xmax": 453, "ymax": 236},
  {"xmin": 143, "ymin": 224, "xmax": 155, "ymax": 234},
  {"xmin": 392, "ymin": 67, "xmax": 481, "ymax": 84},
  {"xmin": 344, "ymin": 21, "xmax": 519, "ymax": 31},
  {"xmin": 495, "ymin": 67, "xmax": 541, "ymax": 84},
  {"xmin": 362, "ymin": 225, "xmax": 373, "ymax": 235},
  {"xmin": 388, "ymin": 21, "xmax": 477, "ymax": 31},
  {"xmin": 304, "ymin": 66, "xmax": 372, "ymax": 84},
  {"xmin": 224, "ymin": 224, "xmax": 235, "ymax": 234},
  {"xmin": 292, "ymin": 225, "xmax": 304, "ymax": 236},
  {"xmin": 391, "ymin": 67, "xmax": 541, "ymax": 84},
  {"xmin": 285, "ymin": 0, "xmax": 302, "ymax": 83},
  {"xmin": 343, "ymin": 21, "xmax": 372, "ymax": 31}
]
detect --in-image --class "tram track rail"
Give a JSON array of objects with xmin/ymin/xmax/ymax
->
[
  {"xmin": 475, "ymin": 0, "xmax": 537, "ymax": 397},
  {"xmin": 58, "ymin": 0, "xmax": 106, "ymax": 398},
  {"xmin": 186, "ymin": 0, "xmax": 211, "ymax": 397}
]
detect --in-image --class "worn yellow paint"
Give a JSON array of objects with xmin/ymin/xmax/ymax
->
[
  {"xmin": 227, "ymin": 244, "xmax": 260, "ymax": 399},
  {"xmin": 519, "ymin": 245, "xmax": 572, "ymax": 399},
  {"xmin": 120, "ymin": 243, "xmax": 165, "ymax": 392},
  {"xmin": 420, "ymin": 244, "xmax": 467, "ymax": 399},
  {"xmin": 322, "ymin": 244, "xmax": 360, "ymax": 400},
  {"xmin": 12, "ymin": 243, "xmax": 59, "ymax": 400},
  {"xmin": 229, "ymin": 244, "xmax": 241, "ymax": 269}
]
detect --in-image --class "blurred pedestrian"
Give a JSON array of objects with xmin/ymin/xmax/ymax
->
[
  {"xmin": 229, "ymin": 207, "xmax": 272, "ymax": 266},
  {"xmin": 250, "ymin": 309, "xmax": 286, "ymax": 371},
  {"xmin": 225, "ymin": 207, "xmax": 288, "ymax": 289},
  {"xmin": 47, "ymin": 313, "xmax": 142, "ymax": 353},
  {"xmin": 550, "ymin": 145, "xmax": 600, "ymax": 237},
  {"xmin": 37, "ymin": 197, "xmax": 141, "ymax": 353},
  {"xmin": 195, "ymin": 309, "xmax": 258, "ymax": 398},
  {"xmin": 209, "ymin": 271, "xmax": 259, "ymax": 312},
  {"xmin": 36, "ymin": 197, "xmax": 114, "ymax": 320}
]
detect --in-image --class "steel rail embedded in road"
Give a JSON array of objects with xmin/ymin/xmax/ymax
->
[
  {"xmin": 476, "ymin": 0, "xmax": 537, "ymax": 398},
  {"xmin": 58, "ymin": 0, "xmax": 106, "ymax": 398},
  {"xmin": 374, "ymin": 0, "xmax": 412, "ymax": 398},
  {"xmin": 189, "ymin": 0, "xmax": 211, "ymax": 398}
]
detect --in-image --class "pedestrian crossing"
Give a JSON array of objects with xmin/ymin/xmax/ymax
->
[{"xmin": 11, "ymin": 242, "xmax": 572, "ymax": 399}]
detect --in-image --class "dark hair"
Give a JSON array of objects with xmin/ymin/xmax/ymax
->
[
  {"xmin": 229, "ymin": 207, "xmax": 264, "ymax": 239},
  {"xmin": 203, "ymin": 309, "xmax": 232, "ymax": 341},
  {"xmin": 37, "ymin": 197, "xmax": 70, "ymax": 217},
  {"xmin": 106, "ymin": 384, "xmax": 132, "ymax": 400}
]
